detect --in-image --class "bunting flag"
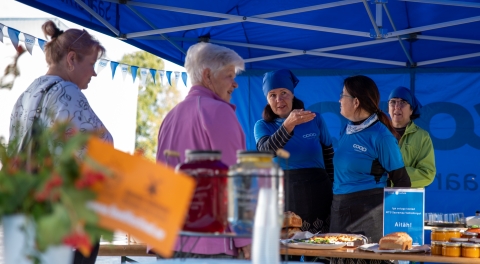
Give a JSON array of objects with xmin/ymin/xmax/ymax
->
[
  {"xmin": 0, "ymin": 23, "xmax": 4, "ymax": 43},
  {"xmin": 181, "ymin": 72, "xmax": 188, "ymax": 87},
  {"xmin": 159, "ymin": 70, "xmax": 165, "ymax": 85},
  {"xmin": 139, "ymin": 68, "xmax": 148, "ymax": 87},
  {"xmin": 174, "ymin": 71, "xmax": 180, "ymax": 87},
  {"xmin": 38, "ymin": 39, "xmax": 46, "ymax": 52},
  {"xmin": 166, "ymin": 71, "xmax": 172, "ymax": 86},
  {"xmin": 7, "ymin": 27, "xmax": 20, "ymax": 50},
  {"xmin": 110, "ymin": 61, "xmax": 119, "ymax": 80},
  {"xmin": 23, "ymin": 33, "xmax": 36, "ymax": 55},
  {"xmin": 120, "ymin": 64, "xmax": 129, "ymax": 81},
  {"xmin": 0, "ymin": 24, "xmax": 188, "ymax": 88},
  {"xmin": 96, "ymin": 59, "xmax": 108, "ymax": 74},
  {"xmin": 149, "ymin": 69, "xmax": 157, "ymax": 84},
  {"xmin": 131, "ymin": 66, "xmax": 139, "ymax": 83}
]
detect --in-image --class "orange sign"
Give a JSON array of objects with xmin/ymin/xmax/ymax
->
[{"xmin": 84, "ymin": 138, "xmax": 195, "ymax": 257}]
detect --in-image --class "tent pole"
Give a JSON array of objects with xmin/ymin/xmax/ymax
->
[
  {"xmin": 126, "ymin": 5, "xmax": 186, "ymax": 55},
  {"xmin": 74, "ymin": 0, "xmax": 119, "ymax": 36},
  {"xmin": 382, "ymin": 4, "xmax": 415, "ymax": 66}
]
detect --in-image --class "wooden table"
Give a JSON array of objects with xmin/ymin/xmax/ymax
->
[{"xmin": 280, "ymin": 246, "xmax": 480, "ymax": 263}]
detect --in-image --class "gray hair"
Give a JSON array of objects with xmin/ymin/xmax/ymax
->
[{"xmin": 185, "ymin": 42, "xmax": 244, "ymax": 85}]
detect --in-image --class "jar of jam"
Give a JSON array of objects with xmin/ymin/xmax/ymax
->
[
  {"xmin": 445, "ymin": 228, "xmax": 462, "ymax": 241},
  {"xmin": 431, "ymin": 241, "xmax": 444, "ymax": 255},
  {"xmin": 442, "ymin": 242, "xmax": 462, "ymax": 257},
  {"xmin": 462, "ymin": 243, "xmax": 480, "ymax": 258},
  {"xmin": 431, "ymin": 228, "xmax": 448, "ymax": 241},
  {"xmin": 462, "ymin": 232, "xmax": 478, "ymax": 239},
  {"xmin": 228, "ymin": 151, "xmax": 284, "ymax": 235},
  {"xmin": 177, "ymin": 150, "xmax": 228, "ymax": 233}
]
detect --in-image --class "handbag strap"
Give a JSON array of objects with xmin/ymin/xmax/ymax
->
[{"xmin": 22, "ymin": 81, "xmax": 60, "ymax": 157}]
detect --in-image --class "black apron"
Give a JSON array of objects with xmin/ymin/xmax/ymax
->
[{"xmin": 285, "ymin": 168, "xmax": 332, "ymax": 233}]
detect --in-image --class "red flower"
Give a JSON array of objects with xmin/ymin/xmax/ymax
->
[
  {"xmin": 63, "ymin": 231, "xmax": 92, "ymax": 257},
  {"xmin": 75, "ymin": 170, "xmax": 106, "ymax": 189},
  {"xmin": 34, "ymin": 173, "xmax": 63, "ymax": 202}
]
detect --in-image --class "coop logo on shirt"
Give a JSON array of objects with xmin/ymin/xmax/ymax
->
[
  {"xmin": 353, "ymin": 144, "xmax": 367, "ymax": 152},
  {"xmin": 303, "ymin": 133, "xmax": 317, "ymax": 138}
]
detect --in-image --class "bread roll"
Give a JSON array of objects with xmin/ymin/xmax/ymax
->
[
  {"xmin": 283, "ymin": 211, "xmax": 302, "ymax": 228},
  {"xmin": 281, "ymin": 227, "xmax": 301, "ymax": 239},
  {"xmin": 379, "ymin": 232, "xmax": 413, "ymax": 250}
]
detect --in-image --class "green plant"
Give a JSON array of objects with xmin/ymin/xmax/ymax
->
[{"xmin": 0, "ymin": 121, "xmax": 113, "ymax": 257}]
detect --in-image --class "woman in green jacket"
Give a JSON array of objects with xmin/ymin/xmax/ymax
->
[{"xmin": 388, "ymin": 86, "xmax": 436, "ymax": 187}]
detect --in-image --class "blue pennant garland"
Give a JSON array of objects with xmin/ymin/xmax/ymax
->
[
  {"xmin": 181, "ymin": 72, "xmax": 188, "ymax": 87},
  {"xmin": 166, "ymin": 71, "xmax": 172, "ymax": 86},
  {"xmin": 7, "ymin": 27, "xmax": 20, "ymax": 50},
  {"xmin": 37, "ymin": 38, "xmax": 46, "ymax": 52},
  {"xmin": 110, "ymin": 61, "xmax": 119, "ymax": 79},
  {"xmin": 130, "ymin": 66, "xmax": 139, "ymax": 83},
  {"xmin": 149, "ymin": 69, "xmax": 157, "ymax": 84}
]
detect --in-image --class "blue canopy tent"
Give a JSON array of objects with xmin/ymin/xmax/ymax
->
[{"xmin": 17, "ymin": 0, "xmax": 480, "ymax": 225}]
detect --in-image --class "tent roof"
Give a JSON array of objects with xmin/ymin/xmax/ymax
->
[{"xmin": 17, "ymin": 0, "xmax": 480, "ymax": 71}]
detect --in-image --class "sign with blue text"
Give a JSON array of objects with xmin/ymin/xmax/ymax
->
[{"xmin": 383, "ymin": 188, "xmax": 424, "ymax": 246}]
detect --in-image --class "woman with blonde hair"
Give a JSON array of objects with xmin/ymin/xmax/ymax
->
[{"xmin": 9, "ymin": 20, "xmax": 112, "ymax": 264}]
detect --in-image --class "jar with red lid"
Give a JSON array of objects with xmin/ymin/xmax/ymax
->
[{"xmin": 176, "ymin": 150, "xmax": 228, "ymax": 233}]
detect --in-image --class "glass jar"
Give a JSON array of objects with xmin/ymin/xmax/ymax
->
[
  {"xmin": 442, "ymin": 242, "xmax": 462, "ymax": 257},
  {"xmin": 445, "ymin": 228, "xmax": 462, "ymax": 241},
  {"xmin": 176, "ymin": 150, "xmax": 228, "ymax": 233},
  {"xmin": 431, "ymin": 241, "xmax": 444, "ymax": 255},
  {"xmin": 431, "ymin": 228, "xmax": 448, "ymax": 241},
  {"xmin": 228, "ymin": 151, "xmax": 284, "ymax": 235},
  {"xmin": 462, "ymin": 243, "xmax": 480, "ymax": 258}
]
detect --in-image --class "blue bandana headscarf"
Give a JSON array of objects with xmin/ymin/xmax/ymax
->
[
  {"xmin": 262, "ymin": 69, "xmax": 299, "ymax": 97},
  {"xmin": 388, "ymin": 86, "xmax": 422, "ymax": 119}
]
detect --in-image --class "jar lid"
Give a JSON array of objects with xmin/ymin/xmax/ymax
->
[
  {"xmin": 445, "ymin": 228, "xmax": 461, "ymax": 231},
  {"xmin": 185, "ymin": 150, "xmax": 221, "ymax": 158},
  {"xmin": 450, "ymin": 238, "xmax": 469, "ymax": 242},
  {"xmin": 432, "ymin": 228, "xmax": 447, "ymax": 232},
  {"xmin": 237, "ymin": 150, "xmax": 273, "ymax": 157},
  {"xmin": 444, "ymin": 242, "xmax": 462, "ymax": 247},
  {"xmin": 431, "ymin": 241, "xmax": 445, "ymax": 245},
  {"xmin": 462, "ymin": 242, "xmax": 480, "ymax": 247},
  {"xmin": 469, "ymin": 238, "xmax": 480, "ymax": 243},
  {"xmin": 463, "ymin": 232, "xmax": 478, "ymax": 236}
]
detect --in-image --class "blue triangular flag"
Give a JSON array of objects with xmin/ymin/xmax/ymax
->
[
  {"xmin": 7, "ymin": 27, "xmax": 20, "ymax": 50},
  {"xmin": 131, "ymin": 66, "xmax": 139, "ymax": 83},
  {"xmin": 110, "ymin": 61, "xmax": 119, "ymax": 79},
  {"xmin": 149, "ymin": 69, "xmax": 157, "ymax": 84},
  {"xmin": 38, "ymin": 39, "xmax": 46, "ymax": 52},
  {"xmin": 166, "ymin": 71, "xmax": 172, "ymax": 86},
  {"xmin": 181, "ymin": 72, "xmax": 188, "ymax": 87}
]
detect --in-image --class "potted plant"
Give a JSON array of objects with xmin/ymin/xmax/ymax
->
[{"xmin": 0, "ymin": 121, "xmax": 113, "ymax": 264}]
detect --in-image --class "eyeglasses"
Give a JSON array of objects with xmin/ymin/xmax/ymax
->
[
  {"xmin": 388, "ymin": 99, "xmax": 409, "ymax": 108},
  {"xmin": 340, "ymin": 93, "xmax": 355, "ymax": 99}
]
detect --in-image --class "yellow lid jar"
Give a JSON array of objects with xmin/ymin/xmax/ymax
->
[
  {"xmin": 431, "ymin": 228, "xmax": 448, "ymax": 241},
  {"xmin": 445, "ymin": 228, "xmax": 462, "ymax": 241},
  {"xmin": 462, "ymin": 243, "xmax": 480, "ymax": 258},
  {"xmin": 442, "ymin": 242, "xmax": 462, "ymax": 257},
  {"xmin": 431, "ymin": 241, "xmax": 444, "ymax": 256}
]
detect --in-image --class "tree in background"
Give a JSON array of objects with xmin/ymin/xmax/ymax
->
[
  {"xmin": 0, "ymin": 45, "xmax": 26, "ymax": 90},
  {"xmin": 120, "ymin": 51, "xmax": 181, "ymax": 161}
]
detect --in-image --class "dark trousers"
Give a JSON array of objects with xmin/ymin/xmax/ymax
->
[
  {"xmin": 329, "ymin": 188, "xmax": 384, "ymax": 243},
  {"xmin": 73, "ymin": 242, "xmax": 99, "ymax": 264},
  {"xmin": 286, "ymin": 168, "xmax": 333, "ymax": 233}
]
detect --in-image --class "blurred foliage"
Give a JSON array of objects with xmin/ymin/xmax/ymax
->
[
  {"xmin": 120, "ymin": 51, "xmax": 181, "ymax": 161},
  {"xmin": 0, "ymin": 45, "xmax": 26, "ymax": 90}
]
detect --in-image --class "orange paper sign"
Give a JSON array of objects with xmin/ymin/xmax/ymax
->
[{"xmin": 84, "ymin": 138, "xmax": 194, "ymax": 257}]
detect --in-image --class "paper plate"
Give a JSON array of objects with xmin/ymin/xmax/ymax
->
[{"xmin": 358, "ymin": 243, "xmax": 429, "ymax": 253}]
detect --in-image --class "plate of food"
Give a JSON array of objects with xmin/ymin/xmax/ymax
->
[
  {"xmin": 358, "ymin": 232, "xmax": 429, "ymax": 253},
  {"xmin": 312, "ymin": 233, "xmax": 368, "ymax": 248},
  {"xmin": 281, "ymin": 237, "xmax": 347, "ymax": 250}
]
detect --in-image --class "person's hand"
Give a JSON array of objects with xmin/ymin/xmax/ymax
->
[
  {"xmin": 283, "ymin": 109, "xmax": 316, "ymax": 133},
  {"xmin": 239, "ymin": 244, "xmax": 251, "ymax": 260}
]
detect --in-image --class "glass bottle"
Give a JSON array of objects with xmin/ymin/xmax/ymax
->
[
  {"xmin": 176, "ymin": 150, "xmax": 228, "ymax": 233},
  {"xmin": 228, "ymin": 151, "xmax": 284, "ymax": 235}
]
